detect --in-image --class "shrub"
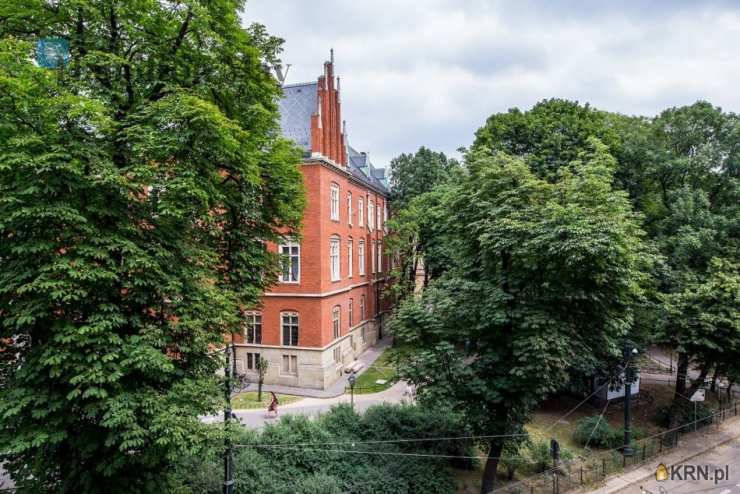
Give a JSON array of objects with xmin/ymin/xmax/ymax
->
[
  {"xmin": 653, "ymin": 402, "xmax": 713, "ymax": 432},
  {"xmin": 174, "ymin": 403, "xmax": 472, "ymax": 493},
  {"xmin": 573, "ymin": 416, "xmax": 615, "ymax": 448}
]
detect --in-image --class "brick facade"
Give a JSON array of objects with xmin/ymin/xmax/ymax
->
[{"xmin": 233, "ymin": 55, "xmax": 392, "ymax": 390}]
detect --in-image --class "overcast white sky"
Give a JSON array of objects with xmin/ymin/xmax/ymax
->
[{"xmin": 241, "ymin": 0, "xmax": 740, "ymax": 167}]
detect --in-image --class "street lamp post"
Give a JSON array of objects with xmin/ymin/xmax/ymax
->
[
  {"xmin": 348, "ymin": 371, "xmax": 357, "ymax": 411},
  {"xmin": 223, "ymin": 340, "xmax": 235, "ymax": 494},
  {"xmin": 623, "ymin": 341, "xmax": 638, "ymax": 458}
]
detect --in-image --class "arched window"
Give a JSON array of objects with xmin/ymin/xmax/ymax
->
[
  {"xmin": 279, "ymin": 240, "xmax": 300, "ymax": 283},
  {"xmin": 332, "ymin": 305, "xmax": 341, "ymax": 339},
  {"xmin": 330, "ymin": 236, "xmax": 340, "ymax": 281},
  {"xmin": 347, "ymin": 192, "xmax": 353, "ymax": 225},
  {"xmin": 330, "ymin": 183, "xmax": 340, "ymax": 221},
  {"xmin": 358, "ymin": 197, "xmax": 364, "ymax": 227},
  {"xmin": 281, "ymin": 312, "xmax": 299, "ymax": 346},
  {"xmin": 358, "ymin": 239, "xmax": 365, "ymax": 276},
  {"xmin": 244, "ymin": 311, "xmax": 262, "ymax": 344},
  {"xmin": 347, "ymin": 238, "xmax": 353, "ymax": 278}
]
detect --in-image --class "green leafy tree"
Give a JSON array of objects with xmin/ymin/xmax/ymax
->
[
  {"xmin": 0, "ymin": 1, "xmax": 303, "ymax": 491},
  {"xmin": 256, "ymin": 356, "xmax": 269, "ymax": 402},
  {"xmin": 387, "ymin": 147, "xmax": 459, "ymax": 295},
  {"xmin": 474, "ymin": 99, "xmax": 740, "ymax": 427},
  {"xmin": 389, "ymin": 141, "xmax": 652, "ymax": 494},
  {"xmin": 473, "ymin": 99, "xmax": 620, "ymax": 181}
]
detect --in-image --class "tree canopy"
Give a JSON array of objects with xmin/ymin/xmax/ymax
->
[
  {"xmin": 390, "ymin": 140, "xmax": 652, "ymax": 494},
  {"xmin": 0, "ymin": 1, "xmax": 304, "ymax": 491}
]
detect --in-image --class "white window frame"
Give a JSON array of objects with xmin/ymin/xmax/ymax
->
[
  {"xmin": 281, "ymin": 312, "xmax": 299, "ymax": 346},
  {"xmin": 330, "ymin": 183, "xmax": 340, "ymax": 221},
  {"xmin": 279, "ymin": 240, "xmax": 300, "ymax": 283},
  {"xmin": 371, "ymin": 241, "xmax": 376, "ymax": 274},
  {"xmin": 368, "ymin": 201, "xmax": 375, "ymax": 231},
  {"xmin": 347, "ymin": 192, "xmax": 353, "ymax": 226},
  {"xmin": 358, "ymin": 239, "xmax": 365, "ymax": 276},
  {"xmin": 360, "ymin": 295, "xmax": 366, "ymax": 321},
  {"xmin": 330, "ymin": 236, "xmax": 340, "ymax": 281},
  {"xmin": 347, "ymin": 239, "xmax": 353, "ymax": 278},
  {"xmin": 349, "ymin": 298, "xmax": 354, "ymax": 327},
  {"xmin": 377, "ymin": 241, "xmax": 382, "ymax": 273},
  {"xmin": 332, "ymin": 305, "xmax": 341, "ymax": 339},
  {"xmin": 244, "ymin": 311, "xmax": 262, "ymax": 344},
  {"xmin": 358, "ymin": 198, "xmax": 364, "ymax": 227},
  {"xmin": 377, "ymin": 202, "xmax": 382, "ymax": 230}
]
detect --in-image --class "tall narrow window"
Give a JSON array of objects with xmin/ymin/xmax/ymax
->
[
  {"xmin": 360, "ymin": 295, "xmax": 366, "ymax": 321},
  {"xmin": 349, "ymin": 298, "xmax": 354, "ymax": 327},
  {"xmin": 332, "ymin": 305, "xmax": 341, "ymax": 339},
  {"xmin": 358, "ymin": 240, "xmax": 365, "ymax": 276},
  {"xmin": 358, "ymin": 198, "xmax": 364, "ymax": 227},
  {"xmin": 279, "ymin": 241, "xmax": 300, "ymax": 283},
  {"xmin": 377, "ymin": 241, "xmax": 382, "ymax": 273},
  {"xmin": 330, "ymin": 183, "xmax": 340, "ymax": 221},
  {"xmin": 371, "ymin": 241, "xmax": 376, "ymax": 274},
  {"xmin": 347, "ymin": 192, "xmax": 353, "ymax": 226},
  {"xmin": 377, "ymin": 202, "xmax": 382, "ymax": 230},
  {"xmin": 347, "ymin": 239, "xmax": 354, "ymax": 278},
  {"xmin": 330, "ymin": 236, "xmax": 340, "ymax": 281},
  {"xmin": 281, "ymin": 312, "xmax": 299, "ymax": 346},
  {"xmin": 368, "ymin": 201, "xmax": 375, "ymax": 231},
  {"xmin": 244, "ymin": 312, "xmax": 262, "ymax": 344}
]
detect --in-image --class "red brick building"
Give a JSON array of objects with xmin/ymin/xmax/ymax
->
[{"xmin": 232, "ymin": 55, "xmax": 391, "ymax": 390}]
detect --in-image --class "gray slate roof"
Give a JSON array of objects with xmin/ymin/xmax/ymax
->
[
  {"xmin": 278, "ymin": 82, "xmax": 318, "ymax": 151},
  {"xmin": 278, "ymin": 81, "xmax": 388, "ymax": 194}
]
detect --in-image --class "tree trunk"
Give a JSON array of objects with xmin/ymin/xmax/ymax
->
[
  {"xmin": 668, "ymin": 353, "xmax": 709, "ymax": 430},
  {"xmin": 480, "ymin": 441, "xmax": 504, "ymax": 494},
  {"xmin": 258, "ymin": 379, "xmax": 263, "ymax": 402},
  {"xmin": 710, "ymin": 367, "xmax": 720, "ymax": 393}
]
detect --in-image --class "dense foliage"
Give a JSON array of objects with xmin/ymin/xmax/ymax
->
[
  {"xmin": 473, "ymin": 99, "xmax": 740, "ymax": 428},
  {"xmin": 389, "ymin": 140, "xmax": 652, "ymax": 493},
  {"xmin": 0, "ymin": 1, "xmax": 304, "ymax": 491},
  {"xmin": 173, "ymin": 404, "xmax": 475, "ymax": 494}
]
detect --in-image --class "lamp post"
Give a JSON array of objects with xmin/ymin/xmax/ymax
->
[
  {"xmin": 348, "ymin": 371, "xmax": 357, "ymax": 411},
  {"xmin": 623, "ymin": 341, "xmax": 638, "ymax": 458},
  {"xmin": 223, "ymin": 340, "xmax": 235, "ymax": 494}
]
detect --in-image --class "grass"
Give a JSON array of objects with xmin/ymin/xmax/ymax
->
[
  {"xmin": 350, "ymin": 346, "xmax": 409, "ymax": 394},
  {"xmin": 231, "ymin": 391, "xmax": 302, "ymax": 410},
  {"xmin": 453, "ymin": 381, "xmax": 701, "ymax": 493}
]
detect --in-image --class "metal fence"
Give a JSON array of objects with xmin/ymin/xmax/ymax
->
[{"xmin": 495, "ymin": 400, "xmax": 738, "ymax": 494}]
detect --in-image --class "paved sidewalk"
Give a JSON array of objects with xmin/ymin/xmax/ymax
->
[
  {"xmin": 238, "ymin": 336, "xmax": 394, "ymax": 398},
  {"xmin": 583, "ymin": 415, "xmax": 740, "ymax": 494}
]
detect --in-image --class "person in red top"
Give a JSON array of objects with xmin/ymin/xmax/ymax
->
[{"xmin": 267, "ymin": 391, "xmax": 279, "ymax": 418}]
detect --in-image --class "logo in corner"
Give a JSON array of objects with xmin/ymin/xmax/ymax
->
[{"xmin": 655, "ymin": 463, "xmax": 669, "ymax": 481}]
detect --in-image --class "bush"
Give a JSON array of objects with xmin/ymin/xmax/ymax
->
[
  {"xmin": 573, "ymin": 416, "xmax": 615, "ymax": 448},
  {"xmin": 173, "ymin": 403, "xmax": 473, "ymax": 493},
  {"xmin": 572, "ymin": 416, "xmax": 645, "ymax": 449},
  {"xmin": 653, "ymin": 402, "xmax": 713, "ymax": 431}
]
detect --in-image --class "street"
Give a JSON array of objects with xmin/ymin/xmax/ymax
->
[{"xmin": 628, "ymin": 440, "xmax": 740, "ymax": 494}]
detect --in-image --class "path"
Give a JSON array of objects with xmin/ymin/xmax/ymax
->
[{"xmin": 232, "ymin": 380, "xmax": 409, "ymax": 428}]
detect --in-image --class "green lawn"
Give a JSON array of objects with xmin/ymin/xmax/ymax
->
[
  {"xmin": 350, "ymin": 346, "xmax": 405, "ymax": 394},
  {"xmin": 232, "ymin": 391, "xmax": 302, "ymax": 410}
]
